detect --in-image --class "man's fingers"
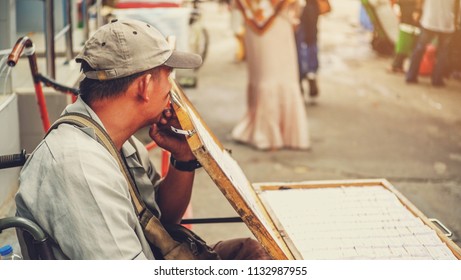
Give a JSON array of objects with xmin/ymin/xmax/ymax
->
[
  {"xmin": 162, "ymin": 108, "xmax": 173, "ymax": 118},
  {"xmin": 159, "ymin": 118, "xmax": 168, "ymax": 125},
  {"xmin": 149, "ymin": 123, "xmax": 159, "ymax": 138},
  {"xmin": 159, "ymin": 108, "xmax": 175, "ymax": 125}
]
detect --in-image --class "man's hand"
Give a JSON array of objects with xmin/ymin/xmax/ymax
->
[{"xmin": 149, "ymin": 107, "xmax": 195, "ymax": 161}]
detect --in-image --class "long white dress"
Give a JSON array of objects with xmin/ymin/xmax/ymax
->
[{"xmin": 232, "ymin": 7, "xmax": 310, "ymax": 150}]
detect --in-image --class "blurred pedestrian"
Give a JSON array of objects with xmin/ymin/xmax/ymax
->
[
  {"xmin": 232, "ymin": 0, "xmax": 310, "ymax": 150},
  {"xmin": 388, "ymin": 0, "xmax": 420, "ymax": 73},
  {"xmin": 296, "ymin": 0, "xmax": 330, "ymax": 100},
  {"xmin": 445, "ymin": 4, "xmax": 461, "ymax": 79},
  {"xmin": 296, "ymin": 0, "xmax": 319, "ymax": 100},
  {"xmin": 406, "ymin": 0, "xmax": 460, "ymax": 87}
]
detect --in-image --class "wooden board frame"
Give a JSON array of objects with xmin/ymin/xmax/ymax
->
[
  {"xmin": 170, "ymin": 79, "xmax": 292, "ymax": 260},
  {"xmin": 253, "ymin": 179, "xmax": 461, "ymax": 260},
  {"xmin": 169, "ymin": 80, "xmax": 461, "ymax": 260}
]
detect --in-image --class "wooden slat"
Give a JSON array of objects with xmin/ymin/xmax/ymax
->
[{"xmin": 255, "ymin": 178, "xmax": 390, "ymax": 191}]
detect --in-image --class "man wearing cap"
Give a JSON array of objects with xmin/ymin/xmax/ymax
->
[{"xmin": 15, "ymin": 19, "xmax": 269, "ymax": 260}]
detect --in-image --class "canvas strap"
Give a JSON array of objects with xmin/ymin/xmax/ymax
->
[{"xmin": 47, "ymin": 112, "xmax": 191, "ymax": 258}]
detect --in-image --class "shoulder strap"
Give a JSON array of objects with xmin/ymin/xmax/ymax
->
[
  {"xmin": 48, "ymin": 113, "xmax": 145, "ymax": 215},
  {"xmin": 48, "ymin": 113, "xmax": 187, "ymax": 258}
]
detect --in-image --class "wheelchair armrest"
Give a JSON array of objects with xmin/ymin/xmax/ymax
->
[
  {"xmin": 0, "ymin": 217, "xmax": 55, "ymax": 260},
  {"xmin": 0, "ymin": 217, "xmax": 46, "ymax": 241},
  {"xmin": 0, "ymin": 150, "xmax": 27, "ymax": 169}
]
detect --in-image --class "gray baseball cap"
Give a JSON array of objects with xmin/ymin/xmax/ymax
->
[{"xmin": 76, "ymin": 19, "xmax": 202, "ymax": 80}]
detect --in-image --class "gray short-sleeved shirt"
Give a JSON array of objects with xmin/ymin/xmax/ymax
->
[{"xmin": 15, "ymin": 97, "xmax": 161, "ymax": 259}]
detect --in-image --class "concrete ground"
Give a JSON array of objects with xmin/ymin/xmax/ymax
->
[
  {"xmin": 1, "ymin": 0, "xmax": 460, "ymax": 257},
  {"xmin": 153, "ymin": 0, "xmax": 461, "ymax": 248}
]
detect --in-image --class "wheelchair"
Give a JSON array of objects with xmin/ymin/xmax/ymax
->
[{"xmin": 0, "ymin": 150, "xmax": 55, "ymax": 259}]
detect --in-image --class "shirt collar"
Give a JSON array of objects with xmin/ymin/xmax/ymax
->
[
  {"xmin": 63, "ymin": 97, "xmax": 137, "ymax": 156},
  {"xmin": 63, "ymin": 96, "xmax": 105, "ymax": 128}
]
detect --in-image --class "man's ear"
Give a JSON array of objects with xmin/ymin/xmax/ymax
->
[{"xmin": 137, "ymin": 73, "xmax": 152, "ymax": 102}]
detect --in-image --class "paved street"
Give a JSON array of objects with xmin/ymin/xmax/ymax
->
[
  {"xmin": 1, "ymin": 0, "xmax": 460, "ymax": 257},
  {"xmin": 164, "ymin": 0, "xmax": 461, "ymax": 247}
]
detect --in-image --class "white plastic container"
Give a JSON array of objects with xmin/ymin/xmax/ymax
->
[{"xmin": 0, "ymin": 245, "xmax": 23, "ymax": 260}]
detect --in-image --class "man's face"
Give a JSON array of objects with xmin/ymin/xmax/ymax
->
[{"xmin": 148, "ymin": 67, "xmax": 173, "ymax": 123}]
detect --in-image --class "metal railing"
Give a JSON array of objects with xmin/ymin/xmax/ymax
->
[
  {"xmin": 10, "ymin": 0, "xmax": 104, "ymax": 80},
  {"xmin": 42, "ymin": 0, "xmax": 74, "ymax": 79},
  {"xmin": 81, "ymin": 0, "xmax": 104, "ymax": 47}
]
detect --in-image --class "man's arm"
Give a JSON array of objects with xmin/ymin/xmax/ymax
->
[
  {"xmin": 156, "ymin": 165, "xmax": 195, "ymax": 224},
  {"xmin": 149, "ymin": 108, "xmax": 197, "ymax": 224}
]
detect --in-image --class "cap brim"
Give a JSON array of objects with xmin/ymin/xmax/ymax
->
[{"xmin": 164, "ymin": 50, "xmax": 202, "ymax": 69}]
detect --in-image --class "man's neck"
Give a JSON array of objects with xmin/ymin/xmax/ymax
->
[{"xmin": 90, "ymin": 99, "xmax": 140, "ymax": 150}]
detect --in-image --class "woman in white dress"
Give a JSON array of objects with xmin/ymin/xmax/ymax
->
[{"xmin": 232, "ymin": 0, "xmax": 310, "ymax": 150}]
